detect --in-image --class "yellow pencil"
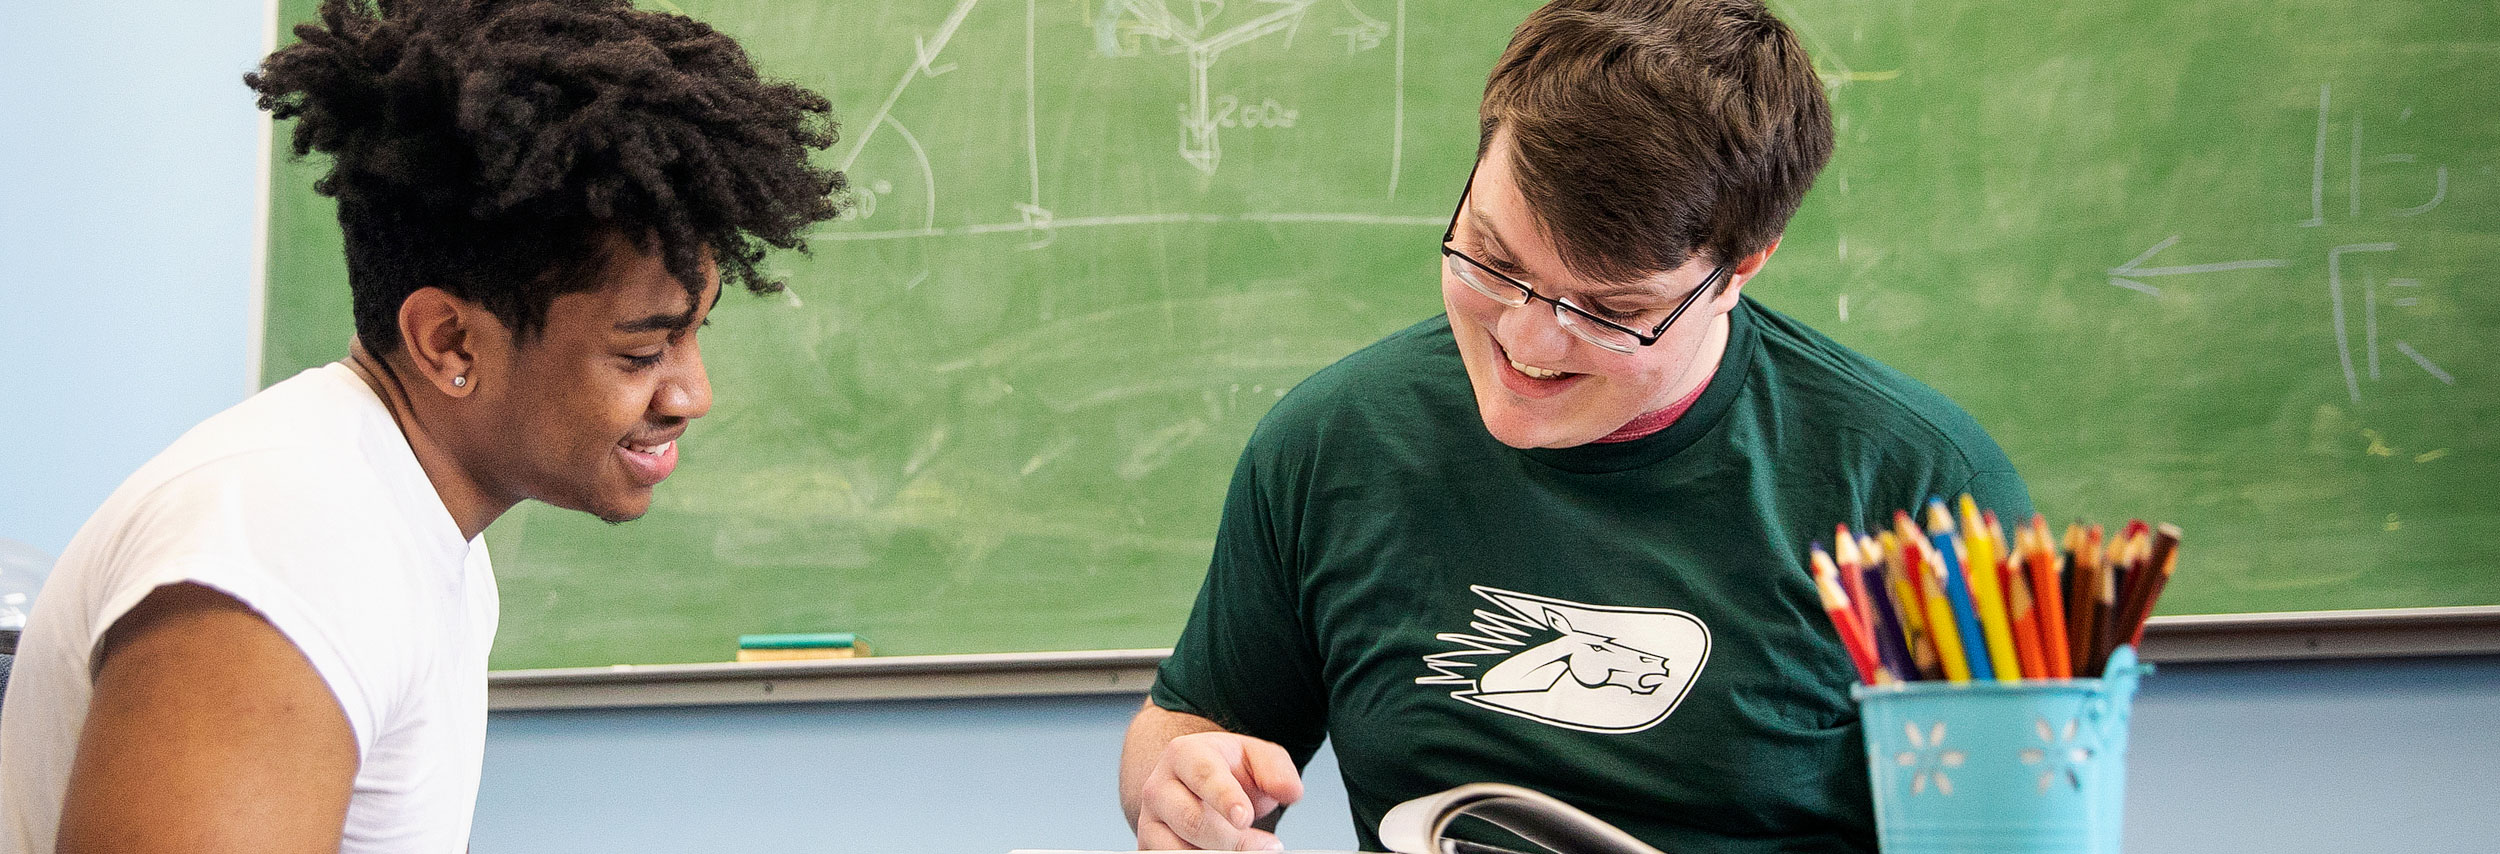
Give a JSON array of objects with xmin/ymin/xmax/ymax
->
[
  {"xmin": 1877, "ymin": 531, "xmax": 1941, "ymax": 680},
  {"xmin": 1897, "ymin": 510, "xmax": 1971, "ymax": 683},
  {"xmin": 1954, "ymin": 495, "xmax": 2022, "ymax": 682}
]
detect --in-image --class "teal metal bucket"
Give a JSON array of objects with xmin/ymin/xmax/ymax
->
[{"xmin": 1852, "ymin": 647, "xmax": 2152, "ymax": 854}]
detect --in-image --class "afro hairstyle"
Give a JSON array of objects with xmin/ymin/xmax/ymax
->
[{"xmin": 247, "ymin": 0, "xmax": 848, "ymax": 353}]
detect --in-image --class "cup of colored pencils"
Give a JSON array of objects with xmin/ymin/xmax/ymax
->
[{"xmin": 1813, "ymin": 495, "xmax": 2171, "ymax": 854}]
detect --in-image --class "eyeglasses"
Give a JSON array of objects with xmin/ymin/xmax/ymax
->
[{"xmin": 1440, "ymin": 171, "xmax": 1724, "ymax": 354}]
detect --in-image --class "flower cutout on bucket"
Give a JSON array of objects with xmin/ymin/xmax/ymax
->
[
  {"xmin": 2021, "ymin": 716, "xmax": 2096, "ymax": 794},
  {"xmin": 1896, "ymin": 720, "xmax": 1966, "ymax": 795}
]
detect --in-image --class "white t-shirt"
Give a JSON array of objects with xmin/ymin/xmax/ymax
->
[{"xmin": 0, "ymin": 363, "xmax": 498, "ymax": 854}]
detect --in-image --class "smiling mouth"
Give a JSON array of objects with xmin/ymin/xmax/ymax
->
[
  {"xmin": 1508, "ymin": 357, "xmax": 1570, "ymax": 380},
  {"xmin": 1493, "ymin": 339, "xmax": 1577, "ymax": 381}
]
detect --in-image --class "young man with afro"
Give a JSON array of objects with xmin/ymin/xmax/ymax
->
[{"xmin": 0, "ymin": 2, "xmax": 844, "ymax": 851}]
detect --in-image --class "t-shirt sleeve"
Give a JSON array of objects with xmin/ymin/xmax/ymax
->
[
  {"xmin": 90, "ymin": 557, "xmax": 383, "ymax": 759},
  {"xmin": 1962, "ymin": 467, "xmax": 2036, "ymax": 525},
  {"xmin": 1149, "ymin": 444, "xmax": 1332, "ymax": 766},
  {"xmin": 83, "ymin": 458, "xmax": 415, "ymax": 761}
]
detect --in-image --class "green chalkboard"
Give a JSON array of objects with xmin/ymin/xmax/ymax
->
[{"xmin": 262, "ymin": 0, "xmax": 2500, "ymax": 670}]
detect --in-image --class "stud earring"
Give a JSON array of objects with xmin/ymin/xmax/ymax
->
[{"xmin": 452, "ymin": 375, "xmax": 468, "ymax": 388}]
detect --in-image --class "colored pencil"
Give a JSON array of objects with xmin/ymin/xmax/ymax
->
[
  {"xmin": 2091, "ymin": 523, "xmax": 2151, "ymax": 669},
  {"xmin": 1878, "ymin": 531, "xmax": 1942, "ymax": 680},
  {"xmin": 2002, "ymin": 523, "xmax": 2047, "ymax": 679},
  {"xmin": 1856, "ymin": 545, "xmax": 1918, "ymax": 685},
  {"xmin": 1834, "ymin": 527, "xmax": 1878, "ymax": 648},
  {"xmin": 1957, "ymin": 497, "xmax": 2023, "ymax": 682},
  {"xmin": 2068, "ymin": 523, "xmax": 2104, "ymax": 675},
  {"xmin": 1897, "ymin": 510, "xmax": 1972, "ymax": 683},
  {"xmin": 2026, "ymin": 515, "xmax": 2072, "ymax": 679},
  {"xmin": 1924, "ymin": 501, "xmax": 1995, "ymax": 681},
  {"xmin": 2119, "ymin": 524, "xmax": 2182, "ymax": 646},
  {"xmin": 1811, "ymin": 544, "xmax": 1884, "ymax": 684},
  {"xmin": 2087, "ymin": 527, "xmax": 2125, "ymax": 675}
]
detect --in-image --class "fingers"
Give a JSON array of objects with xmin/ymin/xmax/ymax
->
[
  {"xmin": 1133, "ymin": 733, "xmax": 1301, "ymax": 851},
  {"xmin": 1139, "ymin": 770, "xmax": 1247, "ymax": 849},
  {"xmin": 1172, "ymin": 741, "xmax": 1259, "ymax": 829},
  {"xmin": 1240, "ymin": 738, "xmax": 1306, "ymax": 808}
]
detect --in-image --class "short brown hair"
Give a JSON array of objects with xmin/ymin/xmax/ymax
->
[{"xmin": 1481, "ymin": 0, "xmax": 1832, "ymax": 286}]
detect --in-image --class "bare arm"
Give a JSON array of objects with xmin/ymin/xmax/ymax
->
[
  {"xmin": 1120, "ymin": 698, "xmax": 1304, "ymax": 850},
  {"xmin": 57, "ymin": 583, "xmax": 358, "ymax": 854}
]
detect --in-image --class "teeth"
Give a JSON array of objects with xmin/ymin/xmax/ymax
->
[
  {"xmin": 626, "ymin": 440, "xmax": 674, "ymax": 456},
  {"xmin": 1508, "ymin": 358, "xmax": 1568, "ymax": 380}
]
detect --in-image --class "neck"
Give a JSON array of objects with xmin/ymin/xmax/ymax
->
[
  {"xmin": 1650, "ymin": 309, "xmax": 1731, "ymax": 414},
  {"xmin": 343, "ymin": 340, "xmax": 513, "ymax": 540}
]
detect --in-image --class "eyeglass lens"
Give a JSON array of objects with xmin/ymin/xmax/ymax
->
[{"xmin": 1445, "ymin": 253, "xmax": 1642, "ymax": 353}]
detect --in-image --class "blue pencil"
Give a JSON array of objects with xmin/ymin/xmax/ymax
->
[{"xmin": 1925, "ymin": 499, "xmax": 1996, "ymax": 680}]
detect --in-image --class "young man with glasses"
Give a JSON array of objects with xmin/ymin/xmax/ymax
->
[{"xmin": 1120, "ymin": 2, "xmax": 2031, "ymax": 852}]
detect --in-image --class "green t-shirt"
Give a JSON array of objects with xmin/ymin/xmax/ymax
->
[{"xmin": 1151, "ymin": 297, "xmax": 2033, "ymax": 854}]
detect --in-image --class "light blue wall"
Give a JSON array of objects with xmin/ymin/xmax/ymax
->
[
  {"xmin": 473, "ymin": 693, "xmax": 1359, "ymax": 854},
  {"xmin": 0, "ymin": 1, "xmax": 267, "ymax": 556},
  {"xmin": 10, "ymin": 5, "xmax": 2499, "ymax": 854},
  {"xmin": 472, "ymin": 657, "xmax": 2500, "ymax": 854}
]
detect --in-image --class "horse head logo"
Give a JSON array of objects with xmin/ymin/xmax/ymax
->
[
  {"xmin": 1477, "ymin": 610, "xmax": 1671, "ymax": 696},
  {"xmin": 1420, "ymin": 587, "xmax": 1711, "ymax": 733}
]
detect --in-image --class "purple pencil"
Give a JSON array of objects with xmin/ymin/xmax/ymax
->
[{"xmin": 1859, "ymin": 561, "xmax": 1919, "ymax": 682}]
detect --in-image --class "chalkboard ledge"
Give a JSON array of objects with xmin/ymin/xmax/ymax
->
[
  {"xmin": 485, "ymin": 608, "xmax": 2500, "ymax": 711},
  {"xmin": 2137, "ymin": 606, "xmax": 2500, "ymax": 664},
  {"xmin": 488, "ymin": 648, "xmax": 1167, "ymax": 711}
]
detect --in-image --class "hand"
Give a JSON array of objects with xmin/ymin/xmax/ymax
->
[{"xmin": 1133, "ymin": 731, "xmax": 1306, "ymax": 851}]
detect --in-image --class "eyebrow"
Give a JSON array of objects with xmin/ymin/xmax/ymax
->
[
  {"xmin": 613, "ymin": 285, "xmax": 726, "ymax": 334},
  {"xmin": 1465, "ymin": 207, "xmax": 1670, "ymax": 301},
  {"xmin": 1465, "ymin": 206, "xmax": 1519, "ymax": 263}
]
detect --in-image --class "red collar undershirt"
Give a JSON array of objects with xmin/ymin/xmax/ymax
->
[{"xmin": 1590, "ymin": 374, "xmax": 1711, "ymax": 444}]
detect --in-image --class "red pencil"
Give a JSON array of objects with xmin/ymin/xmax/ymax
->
[
  {"xmin": 1834, "ymin": 525, "xmax": 1878, "ymax": 648},
  {"xmin": 1812, "ymin": 544, "xmax": 1884, "ymax": 684}
]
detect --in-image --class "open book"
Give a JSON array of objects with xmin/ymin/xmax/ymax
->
[{"xmin": 1377, "ymin": 783, "xmax": 1668, "ymax": 854}]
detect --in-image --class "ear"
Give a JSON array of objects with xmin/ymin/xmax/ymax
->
[
  {"xmin": 1713, "ymin": 236, "xmax": 1782, "ymax": 304},
  {"xmin": 396, "ymin": 287, "xmax": 492, "ymax": 398},
  {"xmin": 1545, "ymin": 608, "xmax": 1574, "ymax": 635}
]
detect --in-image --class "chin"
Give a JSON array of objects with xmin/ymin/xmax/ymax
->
[
  {"xmin": 592, "ymin": 496, "xmax": 654, "ymax": 524},
  {"xmin": 592, "ymin": 507, "xmax": 650, "ymax": 525},
  {"xmin": 1469, "ymin": 382, "xmax": 1600, "ymax": 449},
  {"xmin": 548, "ymin": 487, "xmax": 653, "ymax": 525},
  {"xmin": 1479, "ymin": 414, "xmax": 1547, "ymax": 449}
]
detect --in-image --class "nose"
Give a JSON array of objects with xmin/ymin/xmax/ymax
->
[
  {"xmin": 656, "ymin": 336, "xmax": 712, "ymax": 420},
  {"xmin": 1491, "ymin": 297, "xmax": 1577, "ymax": 362}
]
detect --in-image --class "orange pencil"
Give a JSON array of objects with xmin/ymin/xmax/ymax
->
[
  {"xmin": 2026, "ymin": 515, "xmax": 2072, "ymax": 678},
  {"xmin": 1812, "ymin": 544, "xmax": 1884, "ymax": 684},
  {"xmin": 2002, "ymin": 524, "xmax": 2046, "ymax": 679}
]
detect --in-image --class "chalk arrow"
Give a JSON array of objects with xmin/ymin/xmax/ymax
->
[{"xmin": 2108, "ymin": 235, "xmax": 2290, "ymax": 295}]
